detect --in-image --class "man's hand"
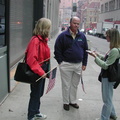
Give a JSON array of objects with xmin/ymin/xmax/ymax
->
[{"xmin": 82, "ymin": 66, "xmax": 86, "ymax": 71}]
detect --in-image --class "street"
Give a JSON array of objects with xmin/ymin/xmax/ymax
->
[{"xmin": 86, "ymin": 34, "xmax": 109, "ymax": 54}]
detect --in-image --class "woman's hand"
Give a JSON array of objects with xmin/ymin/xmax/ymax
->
[
  {"xmin": 42, "ymin": 73, "xmax": 47, "ymax": 78},
  {"xmin": 88, "ymin": 51, "xmax": 97, "ymax": 58}
]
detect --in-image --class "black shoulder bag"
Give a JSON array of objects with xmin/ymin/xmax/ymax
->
[
  {"xmin": 14, "ymin": 36, "xmax": 50, "ymax": 84},
  {"xmin": 107, "ymin": 49, "xmax": 120, "ymax": 88},
  {"xmin": 98, "ymin": 49, "xmax": 120, "ymax": 89}
]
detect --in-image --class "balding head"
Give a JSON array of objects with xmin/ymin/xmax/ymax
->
[
  {"xmin": 69, "ymin": 16, "xmax": 80, "ymax": 33},
  {"xmin": 70, "ymin": 16, "xmax": 80, "ymax": 23}
]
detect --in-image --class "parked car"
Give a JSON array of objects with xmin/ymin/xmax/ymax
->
[
  {"xmin": 61, "ymin": 23, "xmax": 69, "ymax": 31},
  {"xmin": 88, "ymin": 30, "xmax": 93, "ymax": 35},
  {"xmin": 80, "ymin": 29, "xmax": 84, "ymax": 32},
  {"xmin": 96, "ymin": 21, "xmax": 114, "ymax": 38},
  {"xmin": 61, "ymin": 26, "xmax": 65, "ymax": 31},
  {"xmin": 92, "ymin": 29, "xmax": 97, "ymax": 36},
  {"xmin": 80, "ymin": 29, "xmax": 86, "ymax": 34}
]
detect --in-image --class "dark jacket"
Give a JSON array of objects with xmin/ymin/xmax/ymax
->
[{"xmin": 54, "ymin": 28, "xmax": 88, "ymax": 66}]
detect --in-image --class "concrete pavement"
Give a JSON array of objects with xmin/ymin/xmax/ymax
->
[{"xmin": 0, "ymin": 32, "xmax": 120, "ymax": 120}]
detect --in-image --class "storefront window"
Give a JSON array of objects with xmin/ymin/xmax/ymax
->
[{"xmin": 0, "ymin": 0, "xmax": 5, "ymax": 47}]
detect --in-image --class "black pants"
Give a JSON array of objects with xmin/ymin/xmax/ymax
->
[{"xmin": 28, "ymin": 78, "xmax": 45, "ymax": 120}]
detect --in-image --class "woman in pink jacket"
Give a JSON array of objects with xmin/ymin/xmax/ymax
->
[{"xmin": 26, "ymin": 18, "xmax": 51, "ymax": 120}]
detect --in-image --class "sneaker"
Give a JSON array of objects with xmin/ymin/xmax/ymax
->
[
  {"xmin": 95, "ymin": 118, "xmax": 100, "ymax": 120},
  {"xmin": 34, "ymin": 113, "xmax": 47, "ymax": 119},
  {"xmin": 110, "ymin": 115, "xmax": 117, "ymax": 120}
]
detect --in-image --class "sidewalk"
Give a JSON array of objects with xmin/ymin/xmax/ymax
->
[{"xmin": 0, "ymin": 32, "xmax": 120, "ymax": 120}]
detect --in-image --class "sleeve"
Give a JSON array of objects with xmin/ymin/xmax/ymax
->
[
  {"xmin": 54, "ymin": 34, "xmax": 64, "ymax": 64},
  {"xmin": 82, "ymin": 35, "xmax": 88, "ymax": 66},
  {"xmin": 94, "ymin": 48, "xmax": 119, "ymax": 70},
  {"xmin": 26, "ymin": 38, "xmax": 45, "ymax": 76},
  {"xmin": 97, "ymin": 53, "xmax": 105, "ymax": 60}
]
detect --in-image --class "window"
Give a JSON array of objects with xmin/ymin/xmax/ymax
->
[
  {"xmin": 94, "ymin": 17, "xmax": 96, "ymax": 22},
  {"xmin": 119, "ymin": 0, "xmax": 120, "ymax": 9},
  {"xmin": 116, "ymin": 0, "xmax": 119, "ymax": 9},
  {"xmin": 105, "ymin": 2, "xmax": 108, "ymax": 12},
  {"xmin": 90, "ymin": 11, "xmax": 92, "ymax": 15},
  {"xmin": 0, "ymin": 0, "xmax": 4, "ymax": 4},
  {"xmin": 0, "ymin": 1, "xmax": 5, "ymax": 47},
  {"xmin": 101, "ymin": 4, "xmax": 104, "ymax": 13},
  {"xmin": 113, "ymin": 0, "xmax": 115, "ymax": 9},
  {"xmin": 109, "ymin": 0, "xmax": 115, "ymax": 11},
  {"xmin": 90, "ymin": 17, "xmax": 92, "ymax": 22}
]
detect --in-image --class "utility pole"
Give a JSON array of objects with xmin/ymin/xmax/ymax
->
[
  {"xmin": 71, "ymin": 0, "xmax": 73, "ymax": 17},
  {"xmin": 71, "ymin": 0, "xmax": 77, "ymax": 17}
]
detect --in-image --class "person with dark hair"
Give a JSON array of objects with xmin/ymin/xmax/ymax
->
[
  {"xmin": 88, "ymin": 28, "xmax": 120, "ymax": 120},
  {"xmin": 54, "ymin": 16, "xmax": 88, "ymax": 111},
  {"xmin": 26, "ymin": 18, "xmax": 51, "ymax": 120}
]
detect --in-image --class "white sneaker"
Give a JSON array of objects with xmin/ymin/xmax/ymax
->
[
  {"xmin": 34, "ymin": 113, "xmax": 47, "ymax": 119},
  {"xmin": 95, "ymin": 118, "xmax": 100, "ymax": 120}
]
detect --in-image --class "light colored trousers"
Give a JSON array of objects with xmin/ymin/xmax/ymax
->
[
  {"xmin": 101, "ymin": 78, "xmax": 116, "ymax": 120},
  {"xmin": 59, "ymin": 61, "xmax": 82, "ymax": 104}
]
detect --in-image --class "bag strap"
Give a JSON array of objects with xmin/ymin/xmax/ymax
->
[
  {"xmin": 25, "ymin": 36, "xmax": 50, "ymax": 64},
  {"xmin": 35, "ymin": 35, "xmax": 50, "ymax": 63},
  {"xmin": 35, "ymin": 35, "xmax": 43, "ymax": 42},
  {"xmin": 113, "ymin": 48, "xmax": 120, "ymax": 89}
]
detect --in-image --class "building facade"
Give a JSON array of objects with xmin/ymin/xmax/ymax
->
[
  {"xmin": 99, "ymin": 0, "xmax": 120, "ymax": 22},
  {"xmin": 77, "ymin": 0, "xmax": 100, "ymax": 30},
  {"xmin": 59, "ymin": 0, "xmax": 101, "ymax": 30},
  {"xmin": 59, "ymin": 0, "xmax": 79, "ymax": 25}
]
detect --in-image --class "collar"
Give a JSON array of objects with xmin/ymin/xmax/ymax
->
[
  {"xmin": 69, "ymin": 29, "xmax": 78, "ymax": 35},
  {"xmin": 64, "ymin": 27, "xmax": 81, "ymax": 37},
  {"xmin": 69, "ymin": 29, "xmax": 78, "ymax": 39}
]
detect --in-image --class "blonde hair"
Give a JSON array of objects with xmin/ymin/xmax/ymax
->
[
  {"xmin": 106, "ymin": 28, "xmax": 120, "ymax": 49},
  {"xmin": 33, "ymin": 18, "xmax": 51, "ymax": 38}
]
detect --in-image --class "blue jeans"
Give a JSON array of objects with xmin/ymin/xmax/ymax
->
[
  {"xmin": 28, "ymin": 78, "xmax": 45, "ymax": 120},
  {"xmin": 101, "ymin": 78, "xmax": 116, "ymax": 120}
]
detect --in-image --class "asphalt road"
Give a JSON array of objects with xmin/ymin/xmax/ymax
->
[{"xmin": 86, "ymin": 34, "xmax": 109, "ymax": 54}]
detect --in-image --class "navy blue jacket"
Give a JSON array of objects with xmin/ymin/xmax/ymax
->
[{"xmin": 54, "ymin": 28, "xmax": 88, "ymax": 66}]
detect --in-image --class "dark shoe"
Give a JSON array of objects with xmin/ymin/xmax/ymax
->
[
  {"xmin": 63, "ymin": 104, "xmax": 69, "ymax": 111},
  {"xmin": 69, "ymin": 103, "xmax": 79, "ymax": 109},
  {"xmin": 110, "ymin": 115, "xmax": 117, "ymax": 120}
]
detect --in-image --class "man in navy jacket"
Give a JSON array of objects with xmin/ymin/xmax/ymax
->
[{"xmin": 54, "ymin": 16, "xmax": 88, "ymax": 111}]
